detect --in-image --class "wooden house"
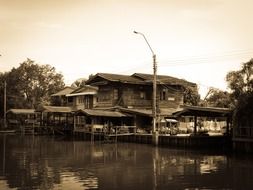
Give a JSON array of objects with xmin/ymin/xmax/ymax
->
[
  {"xmin": 84, "ymin": 73, "xmax": 198, "ymax": 132},
  {"xmin": 37, "ymin": 86, "xmax": 98, "ymax": 134},
  {"xmin": 6, "ymin": 109, "xmax": 38, "ymax": 133},
  {"xmin": 86, "ymin": 73, "xmax": 197, "ymax": 110}
]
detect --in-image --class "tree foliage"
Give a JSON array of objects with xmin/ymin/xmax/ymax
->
[
  {"xmin": 183, "ymin": 86, "xmax": 200, "ymax": 106},
  {"xmin": 205, "ymin": 89, "xmax": 232, "ymax": 108},
  {"xmin": 71, "ymin": 78, "xmax": 86, "ymax": 88},
  {"xmin": 0, "ymin": 59, "xmax": 65, "ymax": 113},
  {"xmin": 226, "ymin": 59, "xmax": 253, "ymax": 129},
  {"xmin": 226, "ymin": 59, "xmax": 253, "ymax": 99}
]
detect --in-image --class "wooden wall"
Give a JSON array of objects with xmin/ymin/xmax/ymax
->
[{"xmin": 95, "ymin": 81, "xmax": 184, "ymax": 109}]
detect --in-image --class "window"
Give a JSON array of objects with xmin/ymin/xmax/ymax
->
[
  {"xmin": 78, "ymin": 96, "xmax": 84, "ymax": 104},
  {"xmin": 160, "ymin": 89, "xmax": 166, "ymax": 100}
]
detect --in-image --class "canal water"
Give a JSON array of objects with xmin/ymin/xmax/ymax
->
[{"xmin": 0, "ymin": 135, "xmax": 253, "ymax": 190}]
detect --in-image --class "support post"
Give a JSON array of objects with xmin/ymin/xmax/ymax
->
[
  {"xmin": 194, "ymin": 115, "xmax": 197, "ymax": 135},
  {"xmin": 226, "ymin": 116, "xmax": 230, "ymax": 136}
]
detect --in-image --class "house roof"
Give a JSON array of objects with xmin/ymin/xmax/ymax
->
[
  {"xmin": 86, "ymin": 73, "xmax": 145, "ymax": 85},
  {"xmin": 37, "ymin": 106, "xmax": 73, "ymax": 113},
  {"xmin": 51, "ymin": 86, "xmax": 77, "ymax": 97},
  {"xmin": 133, "ymin": 73, "xmax": 197, "ymax": 87},
  {"xmin": 86, "ymin": 72, "xmax": 196, "ymax": 87},
  {"xmin": 173, "ymin": 105, "xmax": 232, "ymax": 117},
  {"xmin": 66, "ymin": 85, "xmax": 98, "ymax": 97},
  {"xmin": 75, "ymin": 109, "xmax": 129, "ymax": 117},
  {"xmin": 119, "ymin": 107, "xmax": 179, "ymax": 117},
  {"xmin": 6, "ymin": 109, "xmax": 36, "ymax": 114}
]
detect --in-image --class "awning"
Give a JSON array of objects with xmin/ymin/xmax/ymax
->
[
  {"xmin": 36, "ymin": 106, "xmax": 73, "ymax": 113},
  {"xmin": 173, "ymin": 105, "xmax": 232, "ymax": 117},
  {"xmin": 76, "ymin": 109, "xmax": 129, "ymax": 117},
  {"xmin": 6, "ymin": 109, "xmax": 36, "ymax": 114}
]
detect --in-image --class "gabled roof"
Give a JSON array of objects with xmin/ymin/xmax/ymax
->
[
  {"xmin": 66, "ymin": 85, "xmax": 98, "ymax": 97},
  {"xmin": 51, "ymin": 86, "xmax": 77, "ymax": 97},
  {"xmin": 86, "ymin": 73, "xmax": 145, "ymax": 85},
  {"xmin": 7, "ymin": 109, "xmax": 36, "ymax": 114},
  {"xmin": 36, "ymin": 106, "xmax": 73, "ymax": 113},
  {"xmin": 86, "ymin": 72, "xmax": 196, "ymax": 87}
]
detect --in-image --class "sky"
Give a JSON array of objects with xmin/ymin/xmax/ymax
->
[{"xmin": 1, "ymin": 0, "xmax": 253, "ymax": 98}]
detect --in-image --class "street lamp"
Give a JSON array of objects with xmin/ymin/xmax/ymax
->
[{"xmin": 134, "ymin": 31, "xmax": 158, "ymax": 144}]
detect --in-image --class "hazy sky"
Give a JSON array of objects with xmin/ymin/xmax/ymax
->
[{"xmin": 1, "ymin": 0, "xmax": 253, "ymax": 97}]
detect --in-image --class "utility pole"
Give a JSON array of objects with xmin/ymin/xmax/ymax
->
[
  {"xmin": 3, "ymin": 80, "xmax": 6, "ymax": 128},
  {"xmin": 153, "ymin": 54, "xmax": 157, "ymax": 134},
  {"xmin": 134, "ymin": 31, "xmax": 158, "ymax": 145}
]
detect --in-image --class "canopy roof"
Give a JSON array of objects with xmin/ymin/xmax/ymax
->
[
  {"xmin": 173, "ymin": 105, "xmax": 232, "ymax": 117},
  {"xmin": 37, "ymin": 106, "xmax": 73, "ymax": 113},
  {"xmin": 7, "ymin": 109, "xmax": 36, "ymax": 114}
]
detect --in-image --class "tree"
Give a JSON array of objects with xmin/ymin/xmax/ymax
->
[
  {"xmin": 1, "ymin": 58, "xmax": 65, "ymax": 110},
  {"xmin": 226, "ymin": 59, "xmax": 253, "ymax": 129},
  {"xmin": 183, "ymin": 86, "xmax": 200, "ymax": 106},
  {"xmin": 71, "ymin": 78, "xmax": 86, "ymax": 88},
  {"xmin": 205, "ymin": 89, "xmax": 232, "ymax": 108},
  {"xmin": 226, "ymin": 59, "xmax": 253, "ymax": 99}
]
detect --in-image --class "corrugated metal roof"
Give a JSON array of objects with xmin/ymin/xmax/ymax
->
[
  {"xmin": 6, "ymin": 109, "xmax": 36, "ymax": 114},
  {"xmin": 76, "ymin": 109, "xmax": 129, "ymax": 117},
  {"xmin": 37, "ymin": 106, "xmax": 73, "ymax": 113},
  {"xmin": 51, "ymin": 86, "xmax": 76, "ymax": 97}
]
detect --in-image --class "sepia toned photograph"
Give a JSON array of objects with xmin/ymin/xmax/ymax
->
[{"xmin": 0, "ymin": 0, "xmax": 253, "ymax": 189}]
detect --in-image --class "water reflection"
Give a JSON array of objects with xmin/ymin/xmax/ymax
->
[{"xmin": 0, "ymin": 135, "xmax": 253, "ymax": 189}]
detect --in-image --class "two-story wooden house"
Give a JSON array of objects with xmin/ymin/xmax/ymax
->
[{"xmin": 84, "ymin": 73, "xmax": 198, "ymax": 132}]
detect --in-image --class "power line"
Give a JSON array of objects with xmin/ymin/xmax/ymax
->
[
  {"xmin": 116, "ymin": 49, "xmax": 253, "ymax": 73},
  {"xmin": 159, "ymin": 49, "xmax": 253, "ymax": 67}
]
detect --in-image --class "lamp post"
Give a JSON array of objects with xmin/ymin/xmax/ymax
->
[{"xmin": 134, "ymin": 31, "xmax": 158, "ymax": 145}]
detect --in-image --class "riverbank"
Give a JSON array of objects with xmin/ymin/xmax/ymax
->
[{"xmin": 73, "ymin": 131, "xmax": 232, "ymax": 151}]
